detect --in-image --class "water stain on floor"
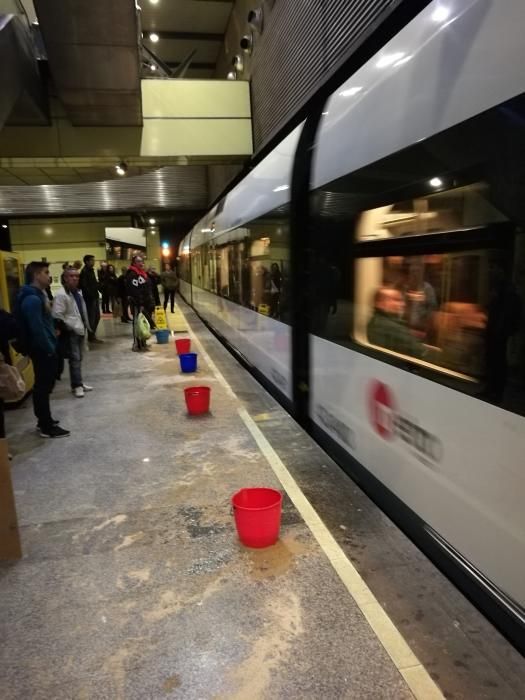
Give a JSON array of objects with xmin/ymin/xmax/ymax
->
[
  {"xmin": 163, "ymin": 673, "xmax": 181, "ymax": 693},
  {"xmin": 247, "ymin": 532, "xmax": 312, "ymax": 581}
]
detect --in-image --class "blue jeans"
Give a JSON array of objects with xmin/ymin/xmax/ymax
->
[{"xmin": 69, "ymin": 334, "xmax": 84, "ymax": 388}]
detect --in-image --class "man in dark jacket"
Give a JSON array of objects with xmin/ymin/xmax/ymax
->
[
  {"xmin": 15, "ymin": 262, "xmax": 69, "ymax": 438},
  {"xmin": 79, "ymin": 254, "xmax": 103, "ymax": 343},
  {"xmin": 367, "ymin": 287, "xmax": 424, "ymax": 359},
  {"xmin": 117, "ymin": 267, "xmax": 131, "ymax": 323}
]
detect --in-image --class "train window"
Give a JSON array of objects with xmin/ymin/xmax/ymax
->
[
  {"xmin": 354, "ymin": 251, "xmax": 497, "ymax": 380},
  {"xmin": 309, "ymin": 91, "xmax": 525, "ymax": 415},
  {"xmin": 356, "ymin": 183, "xmax": 508, "ymax": 241},
  {"xmin": 189, "ymin": 206, "xmax": 291, "ymax": 324}
]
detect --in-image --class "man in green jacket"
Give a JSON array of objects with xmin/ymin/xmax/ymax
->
[{"xmin": 367, "ymin": 287, "xmax": 424, "ymax": 359}]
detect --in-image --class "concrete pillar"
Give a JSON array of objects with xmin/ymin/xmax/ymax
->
[{"xmin": 146, "ymin": 223, "xmax": 161, "ymax": 271}]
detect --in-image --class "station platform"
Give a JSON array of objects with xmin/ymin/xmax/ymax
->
[{"xmin": 1, "ymin": 302, "xmax": 524, "ymax": 699}]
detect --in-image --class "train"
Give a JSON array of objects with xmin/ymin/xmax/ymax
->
[{"xmin": 178, "ymin": 0, "xmax": 525, "ymax": 650}]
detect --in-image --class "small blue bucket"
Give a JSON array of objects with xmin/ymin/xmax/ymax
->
[
  {"xmin": 179, "ymin": 352, "xmax": 197, "ymax": 373},
  {"xmin": 155, "ymin": 329, "xmax": 171, "ymax": 344}
]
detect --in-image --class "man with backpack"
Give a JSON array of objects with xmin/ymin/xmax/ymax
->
[{"xmin": 15, "ymin": 262, "xmax": 70, "ymax": 438}]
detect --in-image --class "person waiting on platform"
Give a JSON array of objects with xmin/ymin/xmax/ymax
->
[
  {"xmin": 161, "ymin": 263, "xmax": 178, "ymax": 313},
  {"xmin": 126, "ymin": 255, "xmax": 156, "ymax": 352},
  {"xmin": 15, "ymin": 262, "xmax": 70, "ymax": 438},
  {"xmin": 117, "ymin": 267, "xmax": 131, "ymax": 323},
  {"xmin": 367, "ymin": 287, "xmax": 424, "ymax": 359},
  {"xmin": 80, "ymin": 255, "xmax": 103, "ymax": 344},
  {"xmin": 52, "ymin": 267, "xmax": 93, "ymax": 399},
  {"xmin": 148, "ymin": 266, "xmax": 161, "ymax": 307}
]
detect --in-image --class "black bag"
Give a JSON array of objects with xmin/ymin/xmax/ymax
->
[{"xmin": 56, "ymin": 327, "xmax": 72, "ymax": 360}]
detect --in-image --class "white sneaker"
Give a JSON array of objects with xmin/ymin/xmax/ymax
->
[
  {"xmin": 74, "ymin": 386, "xmax": 85, "ymax": 398},
  {"xmin": 82, "ymin": 384, "xmax": 94, "ymax": 392}
]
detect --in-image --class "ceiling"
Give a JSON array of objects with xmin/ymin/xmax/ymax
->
[
  {"xmin": 141, "ymin": 0, "xmax": 233, "ymax": 79},
  {"xmin": 0, "ymin": 165, "xmax": 209, "ymax": 216},
  {"xmin": 0, "ymin": 165, "xmax": 156, "ymax": 187}
]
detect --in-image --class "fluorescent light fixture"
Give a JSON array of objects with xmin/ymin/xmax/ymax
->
[
  {"xmin": 148, "ymin": 218, "xmax": 156, "ymax": 225},
  {"xmin": 272, "ymin": 184, "xmax": 289, "ymax": 192},
  {"xmin": 376, "ymin": 52, "xmax": 405, "ymax": 68},
  {"xmin": 322, "ymin": 111, "xmax": 329, "ymax": 116},
  {"xmin": 149, "ymin": 32, "xmax": 159, "ymax": 43},
  {"xmin": 201, "ymin": 227, "xmax": 213, "ymax": 233},
  {"xmin": 430, "ymin": 177, "xmax": 443, "ymax": 187},
  {"xmin": 432, "ymin": 6, "xmax": 450, "ymax": 22},
  {"xmin": 339, "ymin": 86, "xmax": 362, "ymax": 97}
]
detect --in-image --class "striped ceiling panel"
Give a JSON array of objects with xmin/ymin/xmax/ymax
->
[{"xmin": 0, "ymin": 166, "xmax": 208, "ymax": 216}]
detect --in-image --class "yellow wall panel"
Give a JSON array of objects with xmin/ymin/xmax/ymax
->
[
  {"xmin": 141, "ymin": 118, "xmax": 252, "ymax": 156},
  {"xmin": 141, "ymin": 80, "xmax": 251, "ymax": 119}
]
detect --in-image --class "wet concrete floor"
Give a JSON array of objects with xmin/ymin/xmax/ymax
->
[{"xmin": 1, "ymin": 304, "xmax": 524, "ymax": 699}]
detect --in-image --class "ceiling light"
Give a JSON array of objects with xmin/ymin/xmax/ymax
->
[
  {"xmin": 432, "ymin": 6, "xmax": 450, "ymax": 22},
  {"xmin": 339, "ymin": 86, "xmax": 362, "ymax": 97},
  {"xmin": 115, "ymin": 162, "xmax": 127, "ymax": 176},
  {"xmin": 149, "ymin": 32, "xmax": 159, "ymax": 43},
  {"xmin": 376, "ymin": 52, "xmax": 405, "ymax": 68},
  {"xmin": 149, "ymin": 0, "xmax": 159, "ymax": 4},
  {"xmin": 232, "ymin": 54, "xmax": 244, "ymax": 72},
  {"xmin": 272, "ymin": 184, "xmax": 289, "ymax": 192},
  {"xmin": 150, "ymin": 63, "xmax": 157, "ymax": 71},
  {"xmin": 149, "ymin": 218, "xmax": 156, "ymax": 225},
  {"xmin": 430, "ymin": 177, "xmax": 443, "ymax": 187},
  {"xmin": 162, "ymin": 241, "xmax": 169, "ymax": 249},
  {"xmin": 1, "ymin": 224, "xmax": 7, "ymax": 229},
  {"xmin": 226, "ymin": 70, "xmax": 237, "ymax": 80},
  {"xmin": 322, "ymin": 111, "xmax": 329, "ymax": 116},
  {"xmin": 44, "ymin": 227, "xmax": 53, "ymax": 235}
]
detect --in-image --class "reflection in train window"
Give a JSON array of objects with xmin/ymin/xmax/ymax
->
[
  {"xmin": 355, "ymin": 250, "xmax": 522, "ymax": 384},
  {"xmin": 356, "ymin": 183, "xmax": 508, "ymax": 241},
  {"xmin": 189, "ymin": 208, "xmax": 291, "ymax": 324}
]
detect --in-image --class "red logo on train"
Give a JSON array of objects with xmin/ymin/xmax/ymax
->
[{"xmin": 369, "ymin": 381, "xmax": 396, "ymax": 439}]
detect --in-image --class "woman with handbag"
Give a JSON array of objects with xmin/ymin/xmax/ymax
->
[
  {"xmin": 52, "ymin": 267, "xmax": 94, "ymax": 398},
  {"xmin": 126, "ymin": 255, "xmax": 155, "ymax": 352}
]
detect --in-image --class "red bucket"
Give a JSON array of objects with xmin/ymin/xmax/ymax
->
[
  {"xmin": 175, "ymin": 338, "xmax": 191, "ymax": 355},
  {"xmin": 184, "ymin": 386, "xmax": 210, "ymax": 415},
  {"xmin": 231, "ymin": 488, "xmax": 282, "ymax": 548}
]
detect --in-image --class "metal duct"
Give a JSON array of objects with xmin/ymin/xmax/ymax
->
[
  {"xmin": 0, "ymin": 14, "xmax": 48, "ymax": 128},
  {"xmin": 0, "ymin": 166, "xmax": 208, "ymax": 216},
  {"xmin": 33, "ymin": 0, "xmax": 142, "ymax": 126}
]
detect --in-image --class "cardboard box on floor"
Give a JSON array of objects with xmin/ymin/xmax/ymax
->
[{"xmin": 0, "ymin": 439, "xmax": 22, "ymax": 560}]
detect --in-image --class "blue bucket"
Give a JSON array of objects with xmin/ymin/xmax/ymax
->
[
  {"xmin": 179, "ymin": 352, "xmax": 197, "ymax": 373},
  {"xmin": 155, "ymin": 329, "xmax": 171, "ymax": 344}
]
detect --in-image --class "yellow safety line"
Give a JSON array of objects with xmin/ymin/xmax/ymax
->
[{"xmin": 179, "ymin": 303, "xmax": 444, "ymax": 700}]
